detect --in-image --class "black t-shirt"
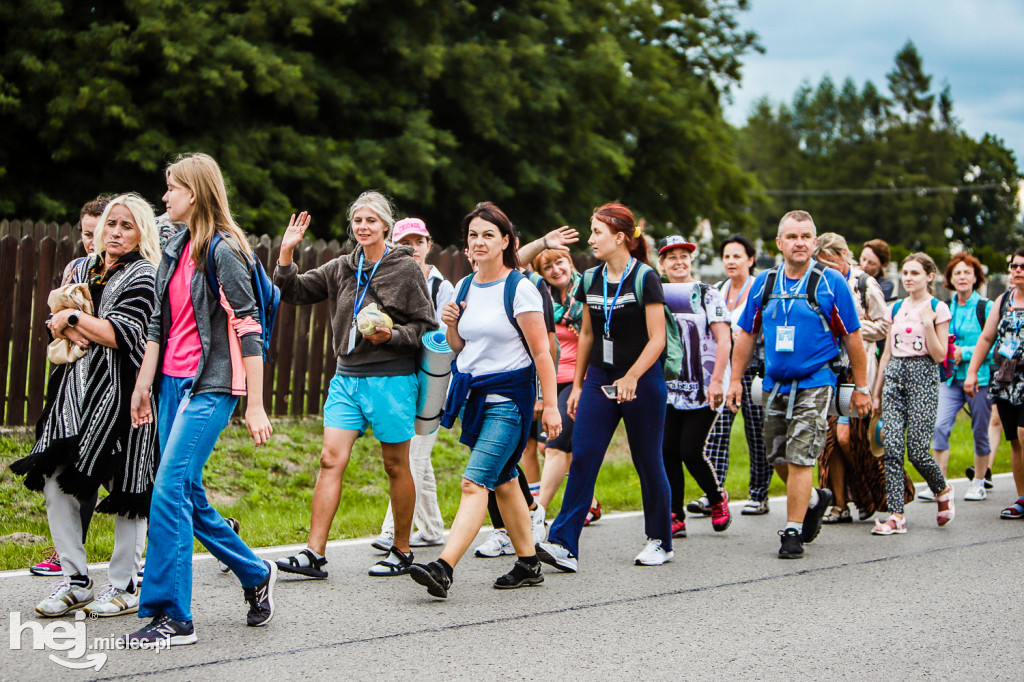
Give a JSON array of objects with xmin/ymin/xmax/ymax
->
[{"xmin": 585, "ymin": 264, "xmax": 665, "ymax": 369}]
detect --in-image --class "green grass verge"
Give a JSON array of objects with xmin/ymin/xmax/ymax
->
[{"xmin": 0, "ymin": 411, "xmax": 1010, "ymax": 571}]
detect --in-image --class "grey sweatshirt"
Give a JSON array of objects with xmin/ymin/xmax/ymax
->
[{"xmin": 273, "ymin": 243, "xmax": 437, "ymax": 375}]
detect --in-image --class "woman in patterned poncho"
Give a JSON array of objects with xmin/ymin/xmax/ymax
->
[{"xmin": 11, "ymin": 193, "xmax": 160, "ymax": 619}]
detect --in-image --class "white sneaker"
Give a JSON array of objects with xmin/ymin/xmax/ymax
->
[
  {"xmin": 964, "ymin": 479, "xmax": 987, "ymax": 501},
  {"xmin": 535, "ymin": 541, "xmax": 578, "ymax": 572},
  {"xmin": 531, "ymin": 505, "xmax": 548, "ymax": 544},
  {"xmin": 409, "ymin": 531, "xmax": 444, "ymax": 547},
  {"xmin": 371, "ymin": 530, "xmax": 394, "ymax": 553},
  {"xmin": 634, "ymin": 539, "xmax": 674, "ymax": 566},
  {"xmin": 917, "ymin": 487, "xmax": 936, "ymax": 502},
  {"xmin": 35, "ymin": 577, "xmax": 94, "ymax": 617},
  {"xmin": 474, "ymin": 529, "xmax": 514, "ymax": 557},
  {"xmin": 84, "ymin": 584, "xmax": 140, "ymax": 617}
]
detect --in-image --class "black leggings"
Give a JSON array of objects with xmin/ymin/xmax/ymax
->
[
  {"xmin": 663, "ymin": 405, "xmax": 723, "ymax": 518},
  {"xmin": 488, "ymin": 466, "xmax": 533, "ymax": 529}
]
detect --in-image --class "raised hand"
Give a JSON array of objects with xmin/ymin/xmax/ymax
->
[
  {"xmin": 280, "ymin": 211, "xmax": 311, "ymax": 260},
  {"xmin": 543, "ymin": 225, "xmax": 579, "ymax": 251}
]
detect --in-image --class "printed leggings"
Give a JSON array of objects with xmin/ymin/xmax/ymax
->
[{"xmin": 881, "ymin": 356, "xmax": 947, "ymax": 514}]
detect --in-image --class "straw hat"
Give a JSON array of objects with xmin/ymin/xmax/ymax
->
[{"xmin": 868, "ymin": 413, "xmax": 885, "ymax": 458}]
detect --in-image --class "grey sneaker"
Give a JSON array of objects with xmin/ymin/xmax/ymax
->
[
  {"xmin": 35, "ymin": 576, "xmax": 93, "ymax": 617},
  {"xmin": 371, "ymin": 530, "xmax": 395, "ymax": 553},
  {"xmin": 84, "ymin": 584, "xmax": 139, "ymax": 617},
  {"xmin": 409, "ymin": 531, "xmax": 444, "ymax": 547},
  {"xmin": 535, "ymin": 541, "xmax": 578, "ymax": 573},
  {"xmin": 123, "ymin": 614, "xmax": 197, "ymax": 648}
]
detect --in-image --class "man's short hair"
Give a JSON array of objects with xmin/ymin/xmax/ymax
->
[{"xmin": 777, "ymin": 210, "xmax": 816, "ymax": 238}]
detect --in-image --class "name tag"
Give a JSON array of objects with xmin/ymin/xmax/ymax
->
[
  {"xmin": 603, "ymin": 336, "xmax": 614, "ymax": 364},
  {"xmin": 348, "ymin": 325, "xmax": 358, "ymax": 354},
  {"xmin": 776, "ymin": 325, "xmax": 795, "ymax": 353},
  {"xmin": 999, "ymin": 337, "xmax": 1019, "ymax": 359}
]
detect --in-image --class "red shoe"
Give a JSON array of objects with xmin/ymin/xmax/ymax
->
[
  {"xmin": 671, "ymin": 513, "xmax": 687, "ymax": 538},
  {"xmin": 711, "ymin": 493, "xmax": 732, "ymax": 532},
  {"xmin": 583, "ymin": 501, "xmax": 602, "ymax": 526}
]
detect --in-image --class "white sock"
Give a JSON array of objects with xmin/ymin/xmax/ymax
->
[
  {"xmin": 293, "ymin": 549, "xmax": 324, "ymax": 568},
  {"xmin": 808, "ymin": 488, "xmax": 820, "ymax": 509},
  {"xmin": 785, "ymin": 521, "xmax": 803, "ymax": 533},
  {"xmin": 529, "ymin": 482, "xmax": 541, "ymax": 497}
]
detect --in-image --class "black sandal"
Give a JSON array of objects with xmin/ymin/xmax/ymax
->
[
  {"xmin": 275, "ymin": 549, "xmax": 328, "ymax": 579},
  {"xmin": 368, "ymin": 547, "xmax": 414, "ymax": 576}
]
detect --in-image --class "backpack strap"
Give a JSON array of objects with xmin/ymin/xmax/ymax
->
[
  {"xmin": 760, "ymin": 265, "xmax": 780, "ymax": 311},
  {"xmin": 581, "ymin": 266, "xmax": 598, "ymax": 301},
  {"xmin": 454, "ymin": 273, "xmax": 475, "ymax": 306},
  {"xmin": 503, "ymin": 270, "xmax": 531, "ymax": 355},
  {"xmin": 429, "ymin": 277, "xmax": 442, "ymax": 309},
  {"xmin": 633, "ymin": 262, "xmax": 650, "ymax": 304},
  {"xmin": 976, "ymin": 298, "xmax": 988, "ymax": 328},
  {"xmin": 856, "ymin": 271, "xmax": 869, "ymax": 312},
  {"xmin": 205, "ymin": 233, "xmax": 224, "ymax": 294}
]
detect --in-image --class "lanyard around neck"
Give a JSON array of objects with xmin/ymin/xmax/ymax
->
[
  {"xmin": 602, "ymin": 257, "xmax": 634, "ymax": 338},
  {"xmin": 353, "ymin": 247, "xmax": 388, "ymax": 319},
  {"xmin": 725, "ymin": 275, "xmax": 752, "ymax": 310},
  {"xmin": 774, "ymin": 266, "xmax": 813, "ymax": 324}
]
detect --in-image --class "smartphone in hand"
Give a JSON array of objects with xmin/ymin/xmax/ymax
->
[{"xmin": 601, "ymin": 385, "xmax": 618, "ymax": 399}]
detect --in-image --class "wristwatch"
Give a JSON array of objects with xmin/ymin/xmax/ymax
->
[
  {"xmin": 854, "ymin": 385, "xmax": 870, "ymax": 395},
  {"xmin": 67, "ymin": 313, "xmax": 80, "ymax": 328}
]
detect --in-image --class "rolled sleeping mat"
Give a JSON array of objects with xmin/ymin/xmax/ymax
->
[
  {"xmin": 662, "ymin": 282, "xmax": 702, "ymax": 314},
  {"xmin": 750, "ymin": 375, "xmax": 763, "ymax": 405},
  {"xmin": 416, "ymin": 330, "xmax": 457, "ymax": 435}
]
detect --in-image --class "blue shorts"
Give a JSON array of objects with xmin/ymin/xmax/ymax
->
[
  {"xmin": 463, "ymin": 401, "xmax": 523, "ymax": 490},
  {"xmin": 323, "ymin": 374, "xmax": 417, "ymax": 443}
]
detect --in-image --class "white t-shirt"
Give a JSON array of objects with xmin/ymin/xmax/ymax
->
[
  {"xmin": 427, "ymin": 266, "xmax": 456, "ymax": 327},
  {"xmin": 454, "ymin": 275, "xmax": 543, "ymax": 400},
  {"xmin": 666, "ymin": 283, "xmax": 729, "ymax": 410}
]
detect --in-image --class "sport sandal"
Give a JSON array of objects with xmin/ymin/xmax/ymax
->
[
  {"xmin": 368, "ymin": 547, "xmax": 414, "ymax": 576},
  {"xmin": 871, "ymin": 515, "xmax": 907, "ymax": 535},
  {"xmin": 936, "ymin": 485, "xmax": 955, "ymax": 527},
  {"xmin": 275, "ymin": 549, "xmax": 328, "ymax": 579}
]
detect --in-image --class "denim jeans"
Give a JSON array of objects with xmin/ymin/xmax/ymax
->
[
  {"xmin": 138, "ymin": 375, "xmax": 268, "ymax": 623},
  {"xmin": 462, "ymin": 401, "xmax": 523, "ymax": 490}
]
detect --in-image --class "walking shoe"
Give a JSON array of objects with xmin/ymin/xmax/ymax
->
[
  {"xmin": 243, "ymin": 560, "xmax": 277, "ymax": 627},
  {"xmin": 741, "ymin": 498, "xmax": 770, "ymax": 516},
  {"xmin": 474, "ymin": 529, "xmax": 514, "ymax": 557},
  {"xmin": 371, "ymin": 530, "xmax": 395, "ymax": 553},
  {"xmin": 535, "ymin": 541, "xmax": 578, "ymax": 572},
  {"xmin": 532, "ymin": 505, "xmax": 548, "ymax": 544},
  {"xmin": 964, "ymin": 479, "xmax": 987, "ymax": 501},
  {"xmin": 686, "ymin": 495, "xmax": 711, "ymax": 516},
  {"xmin": 778, "ymin": 529, "xmax": 804, "ymax": 559},
  {"xmin": 493, "ymin": 558, "xmax": 544, "ymax": 589},
  {"xmin": 966, "ymin": 465, "xmax": 995, "ymax": 490},
  {"xmin": 802, "ymin": 488, "xmax": 833, "ymax": 544},
  {"xmin": 275, "ymin": 548, "xmax": 328, "ymax": 579},
  {"xmin": 409, "ymin": 560, "xmax": 452, "ymax": 599},
  {"xmin": 917, "ymin": 487, "xmax": 935, "ymax": 502},
  {"xmin": 84, "ymin": 584, "xmax": 139, "ymax": 617},
  {"xmin": 711, "ymin": 493, "xmax": 732, "ymax": 532},
  {"xmin": 409, "ymin": 531, "xmax": 444, "ymax": 547},
  {"xmin": 936, "ymin": 485, "xmax": 955, "ymax": 527},
  {"xmin": 871, "ymin": 515, "xmax": 907, "ymax": 535},
  {"xmin": 583, "ymin": 501, "xmax": 602, "ymax": 526},
  {"xmin": 123, "ymin": 614, "xmax": 197, "ymax": 648},
  {"xmin": 29, "ymin": 547, "xmax": 62, "ymax": 576},
  {"xmin": 634, "ymin": 539, "xmax": 673, "ymax": 566},
  {"xmin": 219, "ymin": 517, "xmax": 242, "ymax": 573},
  {"xmin": 368, "ymin": 547, "xmax": 414, "ymax": 576},
  {"xmin": 35, "ymin": 576, "xmax": 94, "ymax": 617},
  {"xmin": 671, "ymin": 513, "xmax": 687, "ymax": 538},
  {"xmin": 823, "ymin": 506, "xmax": 852, "ymax": 524}
]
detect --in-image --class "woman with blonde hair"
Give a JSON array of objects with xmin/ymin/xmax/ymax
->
[
  {"xmin": 12, "ymin": 193, "xmax": 159, "ymax": 619},
  {"xmin": 126, "ymin": 153, "xmax": 276, "ymax": 647}
]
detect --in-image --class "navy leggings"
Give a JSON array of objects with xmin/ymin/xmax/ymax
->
[{"xmin": 547, "ymin": 363, "xmax": 672, "ymax": 557}]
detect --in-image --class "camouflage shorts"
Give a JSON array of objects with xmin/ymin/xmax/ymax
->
[{"xmin": 763, "ymin": 385, "xmax": 832, "ymax": 468}]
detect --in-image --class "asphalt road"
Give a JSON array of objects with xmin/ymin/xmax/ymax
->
[{"xmin": 2, "ymin": 475, "xmax": 1022, "ymax": 681}]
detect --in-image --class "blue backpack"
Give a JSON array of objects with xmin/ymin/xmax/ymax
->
[
  {"xmin": 205, "ymin": 233, "xmax": 281, "ymax": 360},
  {"xmin": 454, "ymin": 269, "xmax": 530, "ymax": 354}
]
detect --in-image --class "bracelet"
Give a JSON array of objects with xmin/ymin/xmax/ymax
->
[{"xmin": 542, "ymin": 237, "xmax": 549, "ymax": 250}]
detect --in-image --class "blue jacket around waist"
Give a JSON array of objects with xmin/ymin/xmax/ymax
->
[{"xmin": 440, "ymin": 364, "xmax": 536, "ymax": 457}]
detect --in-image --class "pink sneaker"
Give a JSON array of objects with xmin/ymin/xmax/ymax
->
[
  {"xmin": 711, "ymin": 493, "xmax": 732, "ymax": 532},
  {"xmin": 671, "ymin": 513, "xmax": 687, "ymax": 538},
  {"xmin": 30, "ymin": 547, "xmax": 62, "ymax": 576}
]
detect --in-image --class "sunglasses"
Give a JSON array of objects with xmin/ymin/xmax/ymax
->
[{"xmin": 1010, "ymin": 263, "xmax": 1024, "ymax": 270}]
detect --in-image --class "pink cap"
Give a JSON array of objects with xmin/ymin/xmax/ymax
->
[{"xmin": 392, "ymin": 217, "xmax": 430, "ymax": 242}]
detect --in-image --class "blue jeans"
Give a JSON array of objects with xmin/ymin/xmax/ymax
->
[
  {"xmin": 462, "ymin": 401, "xmax": 523, "ymax": 490},
  {"xmin": 138, "ymin": 375, "xmax": 268, "ymax": 623},
  {"xmin": 548, "ymin": 364, "xmax": 672, "ymax": 558}
]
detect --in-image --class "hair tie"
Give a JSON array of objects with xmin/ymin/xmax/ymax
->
[{"xmin": 634, "ymin": 226, "xmax": 641, "ymax": 238}]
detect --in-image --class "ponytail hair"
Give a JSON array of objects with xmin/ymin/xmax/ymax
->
[{"xmin": 593, "ymin": 202, "xmax": 649, "ymax": 264}]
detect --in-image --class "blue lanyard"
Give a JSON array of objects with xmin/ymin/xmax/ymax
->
[
  {"xmin": 353, "ymin": 247, "xmax": 388, "ymax": 320},
  {"xmin": 774, "ymin": 266, "xmax": 812, "ymax": 324},
  {"xmin": 602, "ymin": 257, "xmax": 634, "ymax": 338},
  {"xmin": 725, "ymin": 275, "xmax": 752, "ymax": 310}
]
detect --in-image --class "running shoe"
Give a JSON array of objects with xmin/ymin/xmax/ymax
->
[
  {"xmin": 634, "ymin": 539, "xmax": 673, "ymax": 566},
  {"xmin": 535, "ymin": 541, "xmax": 578, "ymax": 572},
  {"xmin": 711, "ymin": 492, "xmax": 732, "ymax": 532},
  {"xmin": 474, "ymin": 529, "xmax": 514, "ymax": 557},
  {"xmin": 123, "ymin": 614, "xmax": 197, "ymax": 649},
  {"xmin": 84, "ymin": 584, "xmax": 139, "ymax": 617},
  {"xmin": 778, "ymin": 529, "xmax": 804, "ymax": 559},
  {"xmin": 218, "ymin": 517, "xmax": 241, "ymax": 573},
  {"xmin": 35, "ymin": 576, "xmax": 93, "ymax": 617},
  {"xmin": 29, "ymin": 546, "xmax": 62, "ymax": 577},
  {"xmin": 244, "ymin": 560, "xmax": 277, "ymax": 627},
  {"xmin": 671, "ymin": 513, "xmax": 687, "ymax": 538},
  {"xmin": 802, "ymin": 488, "xmax": 833, "ymax": 544}
]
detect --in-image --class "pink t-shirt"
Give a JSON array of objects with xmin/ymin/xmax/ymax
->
[
  {"xmin": 162, "ymin": 241, "xmax": 203, "ymax": 377},
  {"xmin": 886, "ymin": 297, "xmax": 951, "ymax": 358},
  {"xmin": 554, "ymin": 323, "xmax": 578, "ymax": 385}
]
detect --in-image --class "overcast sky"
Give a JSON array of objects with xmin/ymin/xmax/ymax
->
[{"xmin": 724, "ymin": 0, "xmax": 1024, "ymax": 166}]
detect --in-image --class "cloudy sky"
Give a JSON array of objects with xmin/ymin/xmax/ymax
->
[{"xmin": 724, "ymin": 0, "xmax": 1024, "ymax": 165}]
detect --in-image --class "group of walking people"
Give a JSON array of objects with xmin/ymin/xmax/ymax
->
[{"xmin": 12, "ymin": 151, "xmax": 1024, "ymax": 648}]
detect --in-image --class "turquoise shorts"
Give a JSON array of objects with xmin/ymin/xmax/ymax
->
[{"xmin": 323, "ymin": 374, "xmax": 418, "ymax": 443}]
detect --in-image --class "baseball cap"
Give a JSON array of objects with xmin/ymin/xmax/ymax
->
[
  {"xmin": 657, "ymin": 235, "xmax": 697, "ymax": 255},
  {"xmin": 392, "ymin": 217, "xmax": 430, "ymax": 242}
]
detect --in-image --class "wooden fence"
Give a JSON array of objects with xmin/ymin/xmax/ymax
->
[{"xmin": 0, "ymin": 219, "xmax": 598, "ymax": 427}]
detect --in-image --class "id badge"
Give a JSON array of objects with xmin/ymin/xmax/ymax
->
[
  {"xmin": 348, "ymin": 324, "xmax": 358, "ymax": 354},
  {"xmin": 776, "ymin": 325, "xmax": 795, "ymax": 353},
  {"xmin": 603, "ymin": 336, "xmax": 614, "ymax": 364},
  {"xmin": 999, "ymin": 337, "xmax": 1019, "ymax": 359}
]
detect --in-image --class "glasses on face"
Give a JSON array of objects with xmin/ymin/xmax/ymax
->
[{"xmin": 1010, "ymin": 263, "xmax": 1024, "ymax": 271}]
